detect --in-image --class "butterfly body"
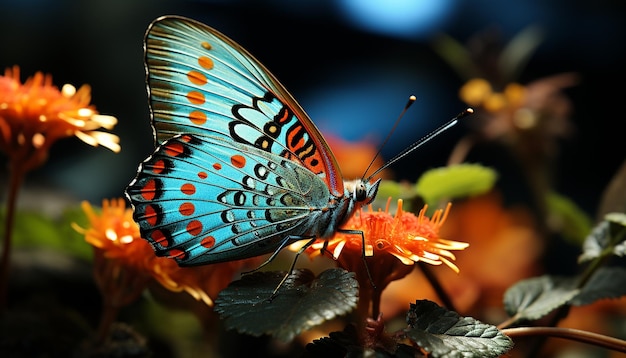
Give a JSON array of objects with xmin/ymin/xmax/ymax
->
[{"xmin": 126, "ymin": 16, "xmax": 380, "ymax": 266}]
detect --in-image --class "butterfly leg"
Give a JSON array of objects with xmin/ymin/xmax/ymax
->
[
  {"xmin": 269, "ymin": 236, "xmax": 317, "ymax": 301},
  {"xmin": 242, "ymin": 235, "xmax": 315, "ymax": 276},
  {"xmin": 336, "ymin": 229, "xmax": 377, "ymax": 291}
]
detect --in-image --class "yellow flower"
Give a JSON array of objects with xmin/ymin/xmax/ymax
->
[
  {"xmin": 74, "ymin": 198, "xmax": 255, "ymax": 307},
  {"xmin": 0, "ymin": 66, "xmax": 120, "ymax": 172}
]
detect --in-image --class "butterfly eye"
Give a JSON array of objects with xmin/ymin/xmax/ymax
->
[{"xmin": 355, "ymin": 183, "xmax": 368, "ymax": 202}]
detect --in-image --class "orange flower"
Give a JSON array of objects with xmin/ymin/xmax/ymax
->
[
  {"xmin": 294, "ymin": 198, "xmax": 468, "ymax": 317},
  {"xmin": 303, "ymin": 199, "xmax": 467, "ymax": 273},
  {"xmin": 73, "ymin": 198, "xmax": 255, "ymax": 307},
  {"xmin": 382, "ymin": 191, "xmax": 543, "ymax": 317},
  {"xmin": 0, "ymin": 66, "xmax": 120, "ymax": 172}
]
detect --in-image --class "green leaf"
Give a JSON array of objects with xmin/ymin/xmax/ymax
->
[
  {"xmin": 498, "ymin": 25, "xmax": 544, "ymax": 82},
  {"xmin": 431, "ymin": 33, "xmax": 478, "ymax": 80},
  {"xmin": 1, "ymin": 206, "xmax": 91, "ymax": 261},
  {"xmin": 415, "ymin": 164, "xmax": 498, "ymax": 206},
  {"xmin": 571, "ymin": 267, "xmax": 626, "ymax": 306},
  {"xmin": 404, "ymin": 300, "xmax": 513, "ymax": 358},
  {"xmin": 545, "ymin": 191, "xmax": 593, "ymax": 245},
  {"xmin": 503, "ymin": 275, "xmax": 579, "ymax": 322},
  {"xmin": 214, "ymin": 268, "xmax": 358, "ymax": 342},
  {"xmin": 579, "ymin": 213, "xmax": 626, "ymax": 263}
]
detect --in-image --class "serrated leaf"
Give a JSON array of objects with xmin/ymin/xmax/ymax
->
[
  {"xmin": 579, "ymin": 214, "xmax": 626, "ymax": 263},
  {"xmin": 214, "ymin": 268, "xmax": 358, "ymax": 342},
  {"xmin": 571, "ymin": 267, "xmax": 626, "ymax": 306},
  {"xmin": 415, "ymin": 164, "xmax": 497, "ymax": 206},
  {"xmin": 503, "ymin": 275, "xmax": 579, "ymax": 322},
  {"xmin": 404, "ymin": 300, "xmax": 513, "ymax": 358}
]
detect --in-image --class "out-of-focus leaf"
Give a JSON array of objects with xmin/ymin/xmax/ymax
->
[
  {"xmin": 432, "ymin": 33, "xmax": 477, "ymax": 80},
  {"xmin": 415, "ymin": 164, "xmax": 497, "ymax": 206},
  {"xmin": 214, "ymin": 268, "xmax": 358, "ymax": 342},
  {"xmin": 571, "ymin": 267, "xmax": 626, "ymax": 306},
  {"xmin": 503, "ymin": 275, "xmax": 579, "ymax": 322},
  {"xmin": 498, "ymin": 25, "xmax": 544, "ymax": 82},
  {"xmin": 1, "ymin": 206, "xmax": 91, "ymax": 261},
  {"xmin": 546, "ymin": 191, "xmax": 593, "ymax": 245},
  {"xmin": 579, "ymin": 213, "xmax": 626, "ymax": 263},
  {"xmin": 377, "ymin": 181, "xmax": 405, "ymax": 201},
  {"xmin": 404, "ymin": 300, "xmax": 513, "ymax": 358},
  {"xmin": 607, "ymin": 212, "xmax": 626, "ymax": 227},
  {"xmin": 597, "ymin": 159, "xmax": 626, "ymax": 218}
]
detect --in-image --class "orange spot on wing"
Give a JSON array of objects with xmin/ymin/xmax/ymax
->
[
  {"xmin": 201, "ymin": 41, "xmax": 212, "ymax": 50},
  {"xmin": 198, "ymin": 171, "xmax": 208, "ymax": 179},
  {"xmin": 277, "ymin": 108, "xmax": 290, "ymax": 124},
  {"xmin": 213, "ymin": 163, "xmax": 222, "ymax": 170},
  {"xmin": 152, "ymin": 159, "xmax": 165, "ymax": 174},
  {"xmin": 231, "ymin": 154, "xmax": 246, "ymax": 168},
  {"xmin": 187, "ymin": 70, "xmax": 207, "ymax": 85},
  {"xmin": 164, "ymin": 142, "xmax": 184, "ymax": 157},
  {"xmin": 179, "ymin": 202, "xmax": 195, "ymax": 216},
  {"xmin": 168, "ymin": 249, "xmax": 186, "ymax": 260},
  {"xmin": 187, "ymin": 91, "xmax": 205, "ymax": 104},
  {"xmin": 198, "ymin": 56, "xmax": 214, "ymax": 70},
  {"xmin": 187, "ymin": 220, "xmax": 203, "ymax": 236},
  {"xmin": 189, "ymin": 110, "xmax": 207, "ymax": 125},
  {"xmin": 181, "ymin": 183, "xmax": 196, "ymax": 195},
  {"xmin": 201, "ymin": 236, "xmax": 216, "ymax": 248},
  {"xmin": 151, "ymin": 229, "xmax": 169, "ymax": 247},
  {"xmin": 140, "ymin": 179, "xmax": 157, "ymax": 201},
  {"xmin": 144, "ymin": 205, "xmax": 159, "ymax": 226}
]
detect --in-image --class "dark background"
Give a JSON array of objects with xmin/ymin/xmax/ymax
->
[{"xmin": 1, "ymin": 0, "xmax": 624, "ymax": 218}]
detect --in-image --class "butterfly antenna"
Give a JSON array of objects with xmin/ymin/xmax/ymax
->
[
  {"xmin": 361, "ymin": 95, "xmax": 417, "ymax": 180},
  {"xmin": 365, "ymin": 108, "xmax": 474, "ymax": 182}
]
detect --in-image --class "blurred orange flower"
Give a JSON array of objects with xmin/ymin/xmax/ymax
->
[
  {"xmin": 325, "ymin": 134, "xmax": 391, "ymax": 180},
  {"xmin": 382, "ymin": 191, "xmax": 543, "ymax": 318},
  {"xmin": 459, "ymin": 75, "xmax": 576, "ymax": 148},
  {"xmin": 74, "ymin": 198, "xmax": 254, "ymax": 307},
  {"xmin": 0, "ymin": 66, "xmax": 120, "ymax": 172}
]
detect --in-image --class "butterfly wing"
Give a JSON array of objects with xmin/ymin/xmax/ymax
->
[
  {"xmin": 145, "ymin": 15, "xmax": 343, "ymax": 196},
  {"xmin": 126, "ymin": 133, "xmax": 333, "ymax": 265}
]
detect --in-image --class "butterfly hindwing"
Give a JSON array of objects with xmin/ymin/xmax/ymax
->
[
  {"xmin": 145, "ymin": 16, "xmax": 344, "ymax": 196},
  {"xmin": 126, "ymin": 133, "xmax": 333, "ymax": 265}
]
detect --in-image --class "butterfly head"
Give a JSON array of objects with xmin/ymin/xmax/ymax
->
[{"xmin": 345, "ymin": 178, "xmax": 382, "ymax": 206}]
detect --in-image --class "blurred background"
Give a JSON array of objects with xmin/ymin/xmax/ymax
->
[{"xmin": 0, "ymin": 0, "xmax": 624, "ymax": 223}]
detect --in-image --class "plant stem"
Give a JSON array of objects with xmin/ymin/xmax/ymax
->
[
  {"xmin": 503, "ymin": 326, "xmax": 626, "ymax": 353},
  {"xmin": 0, "ymin": 162, "xmax": 24, "ymax": 312},
  {"xmin": 96, "ymin": 304, "xmax": 120, "ymax": 345},
  {"xmin": 418, "ymin": 262, "xmax": 456, "ymax": 312}
]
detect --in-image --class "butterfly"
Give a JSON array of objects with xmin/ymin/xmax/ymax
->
[
  {"xmin": 125, "ymin": 15, "xmax": 470, "ymax": 278},
  {"xmin": 125, "ymin": 15, "xmax": 384, "ymax": 268}
]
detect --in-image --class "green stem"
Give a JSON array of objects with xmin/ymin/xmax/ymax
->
[{"xmin": 0, "ymin": 162, "xmax": 24, "ymax": 312}]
